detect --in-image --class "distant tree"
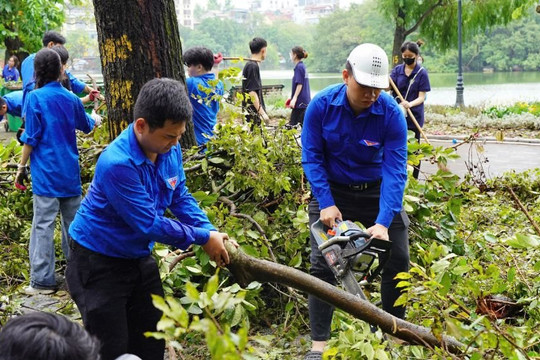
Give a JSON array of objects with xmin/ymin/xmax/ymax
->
[
  {"xmin": 309, "ymin": 2, "xmax": 392, "ymax": 72},
  {"xmin": 0, "ymin": 0, "xmax": 66, "ymax": 64},
  {"xmin": 377, "ymin": 0, "xmax": 539, "ymax": 66},
  {"xmin": 258, "ymin": 20, "xmax": 314, "ymax": 69},
  {"xmin": 65, "ymin": 32, "xmax": 98, "ymax": 66}
]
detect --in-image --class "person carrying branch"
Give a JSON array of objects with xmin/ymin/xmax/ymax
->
[
  {"xmin": 301, "ymin": 43, "xmax": 410, "ymax": 359},
  {"xmin": 390, "ymin": 40, "xmax": 431, "ymax": 179}
]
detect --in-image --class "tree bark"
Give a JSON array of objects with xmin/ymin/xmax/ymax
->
[
  {"xmin": 4, "ymin": 36, "xmax": 29, "ymax": 69},
  {"xmin": 226, "ymin": 243, "xmax": 465, "ymax": 355},
  {"xmin": 92, "ymin": 0, "xmax": 197, "ymax": 147}
]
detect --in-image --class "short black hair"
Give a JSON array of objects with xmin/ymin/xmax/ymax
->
[
  {"xmin": 183, "ymin": 46, "xmax": 214, "ymax": 72},
  {"xmin": 42, "ymin": 31, "xmax": 66, "ymax": 47},
  {"xmin": 34, "ymin": 48, "xmax": 61, "ymax": 89},
  {"xmin": 249, "ymin": 37, "xmax": 267, "ymax": 54},
  {"xmin": 0, "ymin": 312, "xmax": 100, "ymax": 360},
  {"xmin": 51, "ymin": 45, "xmax": 69, "ymax": 65},
  {"xmin": 133, "ymin": 78, "xmax": 192, "ymax": 130}
]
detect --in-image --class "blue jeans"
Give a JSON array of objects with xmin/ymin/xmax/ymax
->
[{"xmin": 29, "ymin": 195, "xmax": 81, "ymax": 288}]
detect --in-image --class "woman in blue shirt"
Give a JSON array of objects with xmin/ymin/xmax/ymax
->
[
  {"xmin": 288, "ymin": 46, "xmax": 311, "ymax": 127},
  {"xmin": 15, "ymin": 48, "xmax": 95, "ymax": 295},
  {"xmin": 390, "ymin": 41, "xmax": 431, "ymax": 179},
  {"xmin": 2, "ymin": 55, "xmax": 20, "ymax": 82}
]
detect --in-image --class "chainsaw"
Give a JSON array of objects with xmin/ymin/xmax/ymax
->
[{"xmin": 311, "ymin": 219, "xmax": 392, "ymax": 300}]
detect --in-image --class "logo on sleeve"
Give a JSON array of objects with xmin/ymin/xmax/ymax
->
[
  {"xmin": 362, "ymin": 139, "xmax": 380, "ymax": 146},
  {"xmin": 167, "ymin": 176, "xmax": 178, "ymax": 190}
]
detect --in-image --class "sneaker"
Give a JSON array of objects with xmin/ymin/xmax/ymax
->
[
  {"xmin": 24, "ymin": 286, "xmax": 56, "ymax": 295},
  {"xmin": 304, "ymin": 351, "xmax": 323, "ymax": 360}
]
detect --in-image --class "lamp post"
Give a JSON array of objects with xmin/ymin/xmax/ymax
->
[{"xmin": 455, "ymin": 0, "xmax": 464, "ymax": 107}]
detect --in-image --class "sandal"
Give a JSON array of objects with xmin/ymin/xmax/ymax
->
[{"xmin": 304, "ymin": 351, "xmax": 323, "ymax": 360}]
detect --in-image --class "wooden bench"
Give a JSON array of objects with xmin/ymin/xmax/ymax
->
[{"xmin": 227, "ymin": 84, "xmax": 285, "ymax": 104}]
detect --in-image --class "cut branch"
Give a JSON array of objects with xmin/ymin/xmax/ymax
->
[
  {"xmin": 507, "ymin": 187, "xmax": 540, "ymax": 236},
  {"xmin": 225, "ymin": 243, "xmax": 465, "ymax": 355},
  {"xmin": 168, "ymin": 251, "xmax": 196, "ymax": 272},
  {"xmin": 218, "ymin": 196, "xmax": 276, "ymax": 262}
]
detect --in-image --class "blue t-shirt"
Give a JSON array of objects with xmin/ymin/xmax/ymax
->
[
  {"xmin": 389, "ymin": 63, "xmax": 431, "ymax": 128},
  {"xmin": 3, "ymin": 91, "xmax": 23, "ymax": 117},
  {"xmin": 20, "ymin": 82, "xmax": 94, "ymax": 197},
  {"xmin": 186, "ymin": 73, "xmax": 224, "ymax": 145},
  {"xmin": 21, "ymin": 53, "xmax": 87, "ymax": 117},
  {"xmin": 291, "ymin": 61, "xmax": 311, "ymax": 108},
  {"xmin": 69, "ymin": 124, "xmax": 216, "ymax": 259},
  {"xmin": 301, "ymin": 84, "xmax": 408, "ymax": 227},
  {"xmin": 2, "ymin": 65, "xmax": 19, "ymax": 82}
]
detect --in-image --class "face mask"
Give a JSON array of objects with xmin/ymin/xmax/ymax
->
[
  {"xmin": 417, "ymin": 59, "xmax": 423, "ymax": 65},
  {"xmin": 403, "ymin": 57, "xmax": 415, "ymax": 65}
]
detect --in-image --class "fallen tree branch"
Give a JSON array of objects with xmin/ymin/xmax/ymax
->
[
  {"xmin": 168, "ymin": 251, "xmax": 196, "ymax": 272},
  {"xmin": 218, "ymin": 195, "xmax": 276, "ymax": 262},
  {"xmin": 506, "ymin": 186, "xmax": 540, "ymax": 236},
  {"xmin": 225, "ymin": 243, "xmax": 465, "ymax": 355}
]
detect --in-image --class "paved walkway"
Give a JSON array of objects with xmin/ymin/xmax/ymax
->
[{"xmin": 421, "ymin": 137, "xmax": 540, "ymax": 179}]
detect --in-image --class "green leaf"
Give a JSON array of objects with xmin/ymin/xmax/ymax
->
[
  {"xmin": 507, "ymin": 267, "xmax": 516, "ymax": 283},
  {"xmin": 506, "ymin": 234, "xmax": 540, "ymax": 249},
  {"xmin": 208, "ymin": 157, "xmax": 225, "ymax": 164},
  {"xmin": 285, "ymin": 301, "xmax": 294, "ymax": 312},
  {"xmin": 288, "ymin": 252, "xmax": 302, "ymax": 268},
  {"xmin": 186, "ymin": 265, "xmax": 202, "ymax": 274},
  {"xmin": 206, "ymin": 274, "xmax": 219, "ymax": 297},
  {"xmin": 246, "ymin": 230, "xmax": 259, "ymax": 239},
  {"xmin": 185, "ymin": 282, "xmax": 200, "ymax": 301}
]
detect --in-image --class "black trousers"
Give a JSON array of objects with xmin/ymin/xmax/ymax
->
[
  {"xmin": 308, "ymin": 184, "xmax": 410, "ymax": 341},
  {"xmin": 289, "ymin": 108, "xmax": 306, "ymax": 127},
  {"xmin": 66, "ymin": 241, "xmax": 165, "ymax": 360}
]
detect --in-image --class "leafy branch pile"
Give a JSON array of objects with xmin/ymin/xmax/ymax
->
[{"xmin": 0, "ymin": 118, "xmax": 539, "ymax": 359}]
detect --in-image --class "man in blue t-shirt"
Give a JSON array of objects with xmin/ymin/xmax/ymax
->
[
  {"xmin": 66, "ymin": 78, "xmax": 235, "ymax": 360},
  {"xmin": 0, "ymin": 91, "xmax": 23, "ymax": 118},
  {"xmin": 21, "ymin": 31, "xmax": 95, "ymax": 117},
  {"xmin": 183, "ymin": 46, "xmax": 224, "ymax": 146},
  {"xmin": 301, "ymin": 44, "xmax": 409, "ymax": 360}
]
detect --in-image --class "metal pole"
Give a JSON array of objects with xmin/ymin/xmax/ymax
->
[{"xmin": 455, "ymin": 0, "xmax": 464, "ymax": 107}]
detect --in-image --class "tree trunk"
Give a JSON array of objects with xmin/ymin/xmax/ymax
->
[
  {"xmin": 92, "ymin": 0, "xmax": 197, "ymax": 147},
  {"xmin": 391, "ymin": 8, "xmax": 407, "ymax": 67},
  {"xmin": 226, "ymin": 243, "xmax": 465, "ymax": 355},
  {"xmin": 4, "ymin": 36, "xmax": 29, "ymax": 71}
]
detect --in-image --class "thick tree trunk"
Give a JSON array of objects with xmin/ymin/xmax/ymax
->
[
  {"xmin": 92, "ymin": 0, "xmax": 197, "ymax": 147},
  {"xmin": 226, "ymin": 243, "xmax": 465, "ymax": 355},
  {"xmin": 391, "ymin": 8, "xmax": 407, "ymax": 67},
  {"xmin": 4, "ymin": 36, "xmax": 29, "ymax": 70}
]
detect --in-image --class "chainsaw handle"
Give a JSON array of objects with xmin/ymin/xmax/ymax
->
[{"xmin": 318, "ymin": 232, "xmax": 370, "ymax": 251}]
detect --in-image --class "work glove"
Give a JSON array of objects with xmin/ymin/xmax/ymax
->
[
  {"xmin": 213, "ymin": 52, "xmax": 223, "ymax": 65},
  {"xmin": 89, "ymin": 89, "xmax": 101, "ymax": 101},
  {"xmin": 15, "ymin": 165, "xmax": 29, "ymax": 191},
  {"xmin": 91, "ymin": 110, "xmax": 103, "ymax": 127}
]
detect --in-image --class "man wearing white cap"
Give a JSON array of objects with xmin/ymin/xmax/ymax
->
[{"xmin": 301, "ymin": 43, "xmax": 409, "ymax": 359}]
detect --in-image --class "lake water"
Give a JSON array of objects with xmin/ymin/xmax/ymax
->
[{"xmin": 262, "ymin": 70, "xmax": 540, "ymax": 107}]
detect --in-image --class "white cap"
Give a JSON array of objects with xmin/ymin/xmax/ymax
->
[{"xmin": 347, "ymin": 43, "xmax": 389, "ymax": 89}]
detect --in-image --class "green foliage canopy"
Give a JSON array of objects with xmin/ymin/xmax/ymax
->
[
  {"xmin": 377, "ymin": 0, "xmax": 539, "ymax": 60},
  {"xmin": 0, "ymin": 0, "xmax": 67, "ymax": 57}
]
